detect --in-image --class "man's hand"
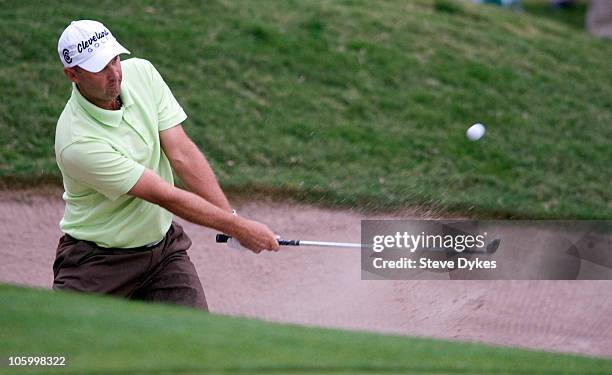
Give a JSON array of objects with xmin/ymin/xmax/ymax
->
[{"xmin": 232, "ymin": 217, "xmax": 280, "ymax": 253}]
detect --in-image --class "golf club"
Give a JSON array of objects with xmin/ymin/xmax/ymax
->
[{"xmin": 215, "ymin": 234, "xmax": 501, "ymax": 254}]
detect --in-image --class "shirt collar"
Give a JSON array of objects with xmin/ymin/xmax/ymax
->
[{"xmin": 71, "ymin": 81, "xmax": 134, "ymax": 128}]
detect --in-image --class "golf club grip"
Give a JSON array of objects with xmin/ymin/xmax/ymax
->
[
  {"xmin": 216, "ymin": 234, "xmax": 231, "ymax": 243},
  {"xmin": 215, "ymin": 234, "xmax": 300, "ymax": 246}
]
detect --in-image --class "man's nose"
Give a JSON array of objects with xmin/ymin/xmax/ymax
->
[{"xmin": 106, "ymin": 64, "xmax": 120, "ymax": 80}]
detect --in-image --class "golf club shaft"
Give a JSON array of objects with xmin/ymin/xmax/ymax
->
[
  {"xmin": 216, "ymin": 234, "xmax": 363, "ymax": 248},
  {"xmin": 215, "ymin": 234, "xmax": 499, "ymax": 253}
]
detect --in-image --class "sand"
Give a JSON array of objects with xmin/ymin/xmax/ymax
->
[{"xmin": 1, "ymin": 189, "xmax": 610, "ymax": 358}]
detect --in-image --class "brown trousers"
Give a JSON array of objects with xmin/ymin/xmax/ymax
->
[{"xmin": 53, "ymin": 222, "xmax": 207, "ymax": 310}]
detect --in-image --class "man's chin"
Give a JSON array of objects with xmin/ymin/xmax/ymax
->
[{"xmin": 108, "ymin": 85, "xmax": 121, "ymax": 98}]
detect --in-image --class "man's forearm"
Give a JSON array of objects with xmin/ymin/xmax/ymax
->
[
  {"xmin": 171, "ymin": 145, "xmax": 232, "ymax": 211},
  {"xmin": 128, "ymin": 167, "xmax": 279, "ymax": 252},
  {"xmin": 159, "ymin": 185, "xmax": 241, "ymax": 236}
]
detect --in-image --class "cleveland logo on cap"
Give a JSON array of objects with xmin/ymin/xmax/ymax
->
[
  {"xmin": 77, "ymin": 29, "xmax": 110, "ymax": 53},
  {"xmin": 62, "ymin": 48, "xmax": 72, "ymax": 64}
]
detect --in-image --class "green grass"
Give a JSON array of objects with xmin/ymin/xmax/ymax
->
[
  {"xmin": 0, "ymin": 0, "xmax": 611, "ymax": 219},
  {"xmin": 0, "ymin": 284, "xmax": 610, "ymax": 374}
]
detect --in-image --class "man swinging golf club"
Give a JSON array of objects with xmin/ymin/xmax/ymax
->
[{"xmin": 53, "ymin": 20, "xmax": 279, "ymax": 310}]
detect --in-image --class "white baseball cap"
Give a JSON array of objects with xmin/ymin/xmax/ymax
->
[{"xmin": 58, "ymin": 20, "xmax": 130, "ymax": 73}]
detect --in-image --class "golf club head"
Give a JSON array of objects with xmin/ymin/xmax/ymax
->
[{"xmin": 486, "ymin": 238, "xmax": 501, "ymax": 254}]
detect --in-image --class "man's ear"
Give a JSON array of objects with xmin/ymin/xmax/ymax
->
[{"xmin": 63, "ymin": 67, "xmax": 79, "ymax": 84}]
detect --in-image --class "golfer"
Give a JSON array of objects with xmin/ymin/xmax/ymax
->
[{"xmin": 53, "ymin": 20, "xmax": 279, "ymax": 310}]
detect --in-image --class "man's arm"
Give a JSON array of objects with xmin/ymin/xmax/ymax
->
[
  {"xmin": 159, "ymin": 125, "xmax": 231, "ymax": 211},
  {"xmin": 128, "ymin": 169, "xmax": 279, "ymax": 253}
]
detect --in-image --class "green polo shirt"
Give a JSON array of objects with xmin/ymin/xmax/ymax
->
[{"xmin": 55, "ymin": 58, "xmax": 187, "ymax": 248}]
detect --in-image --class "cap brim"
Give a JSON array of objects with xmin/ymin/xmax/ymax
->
[{"xmin": 79, "ymin": 41, "xmax": 130, "ymax": 73}]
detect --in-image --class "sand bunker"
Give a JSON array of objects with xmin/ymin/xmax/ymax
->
[{"xmin": 1, "ymin": 189, "xmax": 610, "ymax": 358}]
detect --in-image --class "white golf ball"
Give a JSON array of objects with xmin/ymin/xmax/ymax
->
[{"xmin": 466, "ymin": 123, "xmax": 486, "ymax": 141}]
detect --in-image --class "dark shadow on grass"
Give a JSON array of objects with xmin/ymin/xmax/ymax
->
[
  {"xmin": 0, "ymin": 175, "xmax": 592, "ymax": 220},
  {"xmin": 522, "ymin": 1, "xmax": 588, "ymax": 30},
  {"xmin": 0, "ymin": 173, "xmax": 62, "ymax": 190}
]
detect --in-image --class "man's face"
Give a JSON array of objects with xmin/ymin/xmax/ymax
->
[{"xmin": 64, "ymin": 55, "xmax": 122, "ymax": 103}]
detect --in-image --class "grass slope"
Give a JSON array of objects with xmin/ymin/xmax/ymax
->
[
  {"xmin": 1, "ymin": 284, "xmax": 611, "ymax": 374},
  {"xmin": 0, "ymin": 0, "xmax": 610, "ymax": 218}
]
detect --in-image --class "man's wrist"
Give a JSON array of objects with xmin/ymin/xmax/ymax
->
[{"xmin": 226, "ymin": 211, "xmax": 247, "ymax": 238}]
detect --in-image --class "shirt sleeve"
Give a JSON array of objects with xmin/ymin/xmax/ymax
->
[
  {"xmin": 59, "ymin": 140, "xmax": 145, "ymax": 201},
  {"xmin": 147, "ymin": 61, "xmax": 188, "ymax": 131}
]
